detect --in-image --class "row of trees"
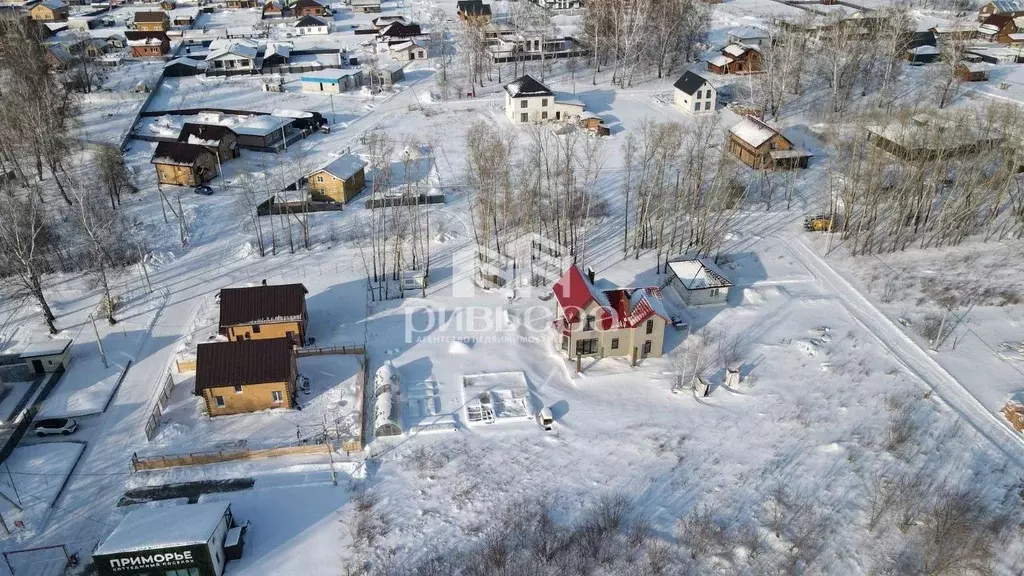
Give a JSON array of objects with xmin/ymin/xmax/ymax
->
[
  {"xmin": 825, "ymin": 102, "xmax": 1024, "ymax": 256},
  {"xmin": 0, "ymin": 17, "xmax": 140, "ymax": 333}
]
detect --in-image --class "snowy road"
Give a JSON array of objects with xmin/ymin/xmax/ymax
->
[{"xmin": 787, "ymin": 237, "xmax": 1024, "ymax": 467}]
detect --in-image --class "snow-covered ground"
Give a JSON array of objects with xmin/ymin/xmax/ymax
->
[{"xmin": 4, "ymin": 0, "xmax": 1024, "ymax": 573}]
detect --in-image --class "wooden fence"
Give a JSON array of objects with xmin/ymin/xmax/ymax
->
[{"xmin": 131, "ymin": 443, "xmax": 330, "ymax": 472}]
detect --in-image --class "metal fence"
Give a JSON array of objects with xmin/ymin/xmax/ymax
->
[{"xmin": 143, "ymin": 373, "xmax": 175, "ymax": 442}]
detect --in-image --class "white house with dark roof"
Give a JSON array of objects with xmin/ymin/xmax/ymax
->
[
  {"xmin": 503, "ymin": 74, "xmax": 585, "ymax": 124},
  {"xmin": 673, "ymin": 70, "xmax": 716, "ymax": 115},
  {"xmin": 292, "ymin": 14, "xmax": 329, "ymax": 35}
]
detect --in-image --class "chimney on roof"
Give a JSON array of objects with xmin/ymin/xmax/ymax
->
[
  {"xmin": 586, "ymin": 267, "xmax": 595, "ymax": 284},
  {"xmin": 261, "ymin": 279, "xmax": 267, "ymax": 286}
]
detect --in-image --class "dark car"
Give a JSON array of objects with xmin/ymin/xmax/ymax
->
[
  {"xmin": 194, "ymin": 185, "xmax": 214, "ymax": 196},
  {"xmin": 34, "ymin": 417, "xmax": 78, "ymax": 436}
]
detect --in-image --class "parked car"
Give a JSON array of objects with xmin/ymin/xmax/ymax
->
[
  {"xmin": 194, "ymin": 185, "xmax": 214, "ymax": 196},
  {"xmin": 34, "ymin": 418, "xmax": 78, "ymax": 437}
]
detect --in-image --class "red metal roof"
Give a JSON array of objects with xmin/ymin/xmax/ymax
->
[{"xmin": 552, "ymin": 267, "xmax": 668, "ymax": 329}]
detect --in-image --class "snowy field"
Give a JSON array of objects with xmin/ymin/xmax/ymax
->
[
  {"xmin": 4, "ymin": 0, "xmax": 1024, "ymax": 572},
  {"xmin": 0, "ymin": 443, "xmax": 85, "ymax": 541}
]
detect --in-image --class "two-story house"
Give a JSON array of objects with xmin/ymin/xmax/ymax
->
[
  {"xmin": 727, "ymin": 115, "xmax": 811, "ymax": 170},
  {"xmin": 218, "ymin": 282, "xmax": 309, "ymax": 345},
  {"xmin": 503, "ymin": 74, "xmax": 585, "ymax": 124},
  {"xmin": 133, "ymin": 11, "xmax": 169, "ymax": 32},
  {"xmin": 673, "ymin": 70, "xmax": 717, "ymax": 115},
  {"xmin": 552, "ymin": 266, "xmax": 669, "ymax": 363},
  {"xmin": 194, "ymin": 337, "xmax": 297, "ymax": 416}
]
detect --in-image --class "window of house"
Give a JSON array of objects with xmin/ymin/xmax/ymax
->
[
  {"xmin": 584, "ymin": 315, "xmax": 595, "ymax": 331},
  {"xmin": 709, "ymin": 288, "xmax": 720, "ymax": 297},
  {"xmin": 646, "ymin": 319, "xmax": 654, "ymax": 334},
  {"xmin": 272, "ymin": 390, "xmax": 283, "ymax": 402},
  {"xmin": 704, "ymin": 101, "xmax": 711, "ymax": 110},
  {"xmin": 695, "ymin": 90, "xmax": 702, "ymax": 99},
  {"xmin": 541, "ymin": 111, "xmax": 548, "ymax": 119},
  {"xmin": 240, "ymin": 59, "xmax": 250, "ymax": 67},
  {"xmin": 316, "ymin": 175, "xmax": 323, "ymax": 182},
  {"xmin": 561, "ymin": 336, "xmax": 568, "ymax": 350},
  {"xmin": 575, "ymin": 338, "xmax": 598, "ymax": 355},
  {"xmin": 643, "ymin": 340, "xmax": 652, "ymax": 354},
  {"xmin": 694, "ymin": 102, "xmax": 700, "ymax": 111},
  {"xmin": 611, "ymin": 338, "xmax": 619, "ymax": 350},
  {"xmin": 520, "ymin": 99, "xmax": 528, "ymax": 108},
  {"xmin": 541, "ymin": 98, "xmax": 548, "ymax": 107},
  {"xmin": 520, "ymin": 113, "xmax": 528, "ymax": 122},
  {"xmin": 234, "ymin": 384, "xmax": 243, "ymax": 393},
  {"xmin": 252, "ymin": 324, "xmax": 261, "ymax": 333},
  {"xmin": 215, "ymin": 396, "xmax": 225, "ymax": 407}
]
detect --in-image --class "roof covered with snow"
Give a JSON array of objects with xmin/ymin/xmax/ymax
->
[
  {"xmin": 726, "ymin": 26, "xmax": 768, "ymax": 40},
  {"xmin": 264, "ymin": 42, "xmax": 291, "ymax": 59},
  {"xmin": 233, "ymin": 115, "xmax": 292, "ymax": 136},
  {"xmin": 987, "ymin": 0, "xmax": 1024, "ymax": 13},
  {"xmin": 19, "ymin": 339, "xmax": 72, "ymax": 358},
  {"xmin": 40, "ymin": 0, "xmax": 67, "ymax": 9},
  {"xmin": 707, "ymin": 54, "xmax": 733, "ymax": 67},
  {"xmin": 301, "ymin": 69, "xmax": 356, "ymax": 82},
  {"xmin": 729, "ymin": 115, "xmax": 779, "ymax": 148},
  {"xmin": 722, "ymin": 43, "xmax": 757, "ymax": 58},
  {"xmin": 669, "ymin": 259, "xmax": 733, "ymax": 290},
  {"xmin": 314, "ymin": 154, "xmax": 366, "ymax": 180},
  {"xmin": 164, "ymin": 57, "xmax": 205, "ymax": 69},
  {"xmin": 94, "ymin": 502, "xmax": 230, "ymax": 555},
  {"xmin": 504, "ymin": 74, "xmax": 552, "ymax": 98}
]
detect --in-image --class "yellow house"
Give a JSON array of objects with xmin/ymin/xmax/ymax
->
[
  {"xmin": 552, "ymin": 266, "xmax": 669, "ymax": 362},
  {"xmin": 30, "ymin": 0, "xmax": 68, "ymax": 22},
  {"xmin": 133, "ymin": 11, "xmax": 169, "ymax": 32},
  {"xmin": 308, "ymin": 154, "xmax": 367, "ymax": 204},
  {"xmin": 195, "ymin": 337, "xmax": 297, "ymax": 416},
  {"xmin": 219, "ymin": 283, "xmax": 309, "ymax": 345},
  {"xmin": 151, "ymin": 141, "xmax": 218, "ymax": 187}
]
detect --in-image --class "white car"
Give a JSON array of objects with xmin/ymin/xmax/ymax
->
[{"xmin": 34, "ymin": 418, "xmax": 78, "ymax": 437}]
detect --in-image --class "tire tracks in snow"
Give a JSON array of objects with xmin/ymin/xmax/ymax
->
[{"xmin": 787, "ymin": 237, "xmax": 1024, "ymax": 470}]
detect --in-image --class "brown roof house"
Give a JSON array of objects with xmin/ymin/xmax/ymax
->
[
  {"xmin": 218, "ymin": 283, "xmax": 309, "ymax": 345},
  {"xmin": 978, "ymin": 14, "xmax": 1020, "ymax": 43},
  {"xmin": 308, "ymin": 154, "xmax": 367, "ymax": 204},
  {"xmin": 194, "ymin": 338, "xmax": 297, "ymax": 416},
  {"xmin": 457, "ymin": 0, "xmax": 492, "ymax": 24},
  {"xmin": 292, "ymin": 0, "xmax": 328, "ymax": 16},
  {"xmin": 956, "ymin": 61, "xmax": 990, "ymax": 82},
  {"xmin": 43, "ymin": 43, "xmax": 75, "ymax": 69},
  {"xmin": 151, "ymin": 141, "xmax": 218, "ymax": 186},
  {"xmin": 227, "ymin": 0, "xmax": 260, "ymax": 7},
  {"xmin": 133, "ymin": 11, "xmax": 169, "ymax": 32},
  {"xmin": 125, "ymin": 30, "xmax": 170, "ymax": 57},
  {"xmin": 30, "ymin": 0, "xmax": 69, "ymax": 22},
  {"xmin": 177, "ymin": 123, "xmax": 240, "ymax": 162},
  {"xmin": 727, "ymin": 115, "xmax": 811, "ymax": 170},
  {"xmin": 707, "ymin": 43, "xmax": 761, "ymax": 75}
]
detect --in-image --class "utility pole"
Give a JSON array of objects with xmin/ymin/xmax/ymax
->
[
  {"xmin": 89, "ymin": 314, "xmax": 108, "ymax": 368},
  {"xmin": 323, "ymin": 415, "xmax": 337, "ymax": 486},
  {"xmin": 5, "ymin": 463, "xmax": 20, "ymax": 507},
  {"xmin": 137, "ymin": 244, "xmax": 152, "ymax": 293},
  {"xmin": 176, "ymin": 197, "xmax": 187, "ymax": 247}
]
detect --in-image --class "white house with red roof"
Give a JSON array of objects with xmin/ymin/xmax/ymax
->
[{"xmin": 551, "ymin": 266, "xmax": 669, "ymax": 362}]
